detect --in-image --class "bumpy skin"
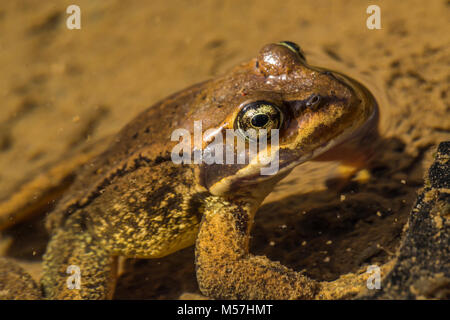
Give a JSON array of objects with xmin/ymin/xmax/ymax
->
[{"xmin": 0, "ymin": 42, "xmax": 378, "ymax": 299}]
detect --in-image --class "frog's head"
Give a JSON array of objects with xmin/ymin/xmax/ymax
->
[{"xmin": 194, "ymin": 41, "xmax": 378, "ymax": 198}]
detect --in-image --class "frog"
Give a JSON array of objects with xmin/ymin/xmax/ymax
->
[{"xmin": 0, "ymin": 41, "xmax": 379, "ymax": 299}]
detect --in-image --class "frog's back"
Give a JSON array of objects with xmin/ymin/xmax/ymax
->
[{"xmin": 46, "ymin": 82, "xmax": 207, "ymax": 231}]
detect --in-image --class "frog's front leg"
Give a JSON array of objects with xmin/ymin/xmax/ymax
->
[
  {"xmin": 41, "ymin": 214, "xmax": 118, "ymax": 299},
  {"xmin": 195, "ymin": 196, "xmax": 319, "ymax": 299},
  {"xmin": 314, "ymin": 109, "xmax": 380, "ymax": 187}
]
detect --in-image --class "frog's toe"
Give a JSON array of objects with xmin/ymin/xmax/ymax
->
[{"xmin": 0, "ymin": 257, "xmax": 41, "ymax": 300}]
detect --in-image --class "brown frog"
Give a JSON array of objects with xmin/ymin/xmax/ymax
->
[{"xmin": 0, "ymin": 41, "xmax": 379, "ymax": 299}]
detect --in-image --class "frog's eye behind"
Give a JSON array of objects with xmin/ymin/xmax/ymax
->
[
  {"xmin": 279, "ymin": 41, "xmax": 306, "ymax": 61},
  {"xmin": 235, "ymin": 101, "xmax": 284, "ymax": 141}
]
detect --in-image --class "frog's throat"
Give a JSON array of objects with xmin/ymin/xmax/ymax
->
[{"xmin": 209, "ymin": 81, "xmax": 378, "ymax": 197}]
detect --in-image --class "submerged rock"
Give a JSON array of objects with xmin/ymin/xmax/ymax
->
[{"xmin": 364, "ymin": 141, "xmax": 450, "ymax": 299}]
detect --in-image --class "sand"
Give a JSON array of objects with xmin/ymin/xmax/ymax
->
[{"xmin": 0, "ymin": 0, "xmax": 448, "ymax": 299}]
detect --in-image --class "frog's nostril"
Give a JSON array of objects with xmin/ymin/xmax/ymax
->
[{"xmin": 306, "ymin": 94, "xmax": 322, "ymax": 108}]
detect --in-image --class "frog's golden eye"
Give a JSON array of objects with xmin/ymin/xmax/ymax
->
[
  {"xmin": 279, "ymin": 41, "xmax": 306, "ymax": 61},
  {"xmin": 235, "ymin": 101, "xmax": 284, "ymax": 141}
]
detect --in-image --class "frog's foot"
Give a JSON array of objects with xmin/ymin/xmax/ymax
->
[
  {"xmin": 0, "ymin": 257, "xmax": 41, "ymax": 300},
  {"xmin": 41, "ymin": 215, "xmax": 118, "ymax": 299},
  {"xmin": 195, "ymin": 196, "xmax": 319, "ymax": 300}
]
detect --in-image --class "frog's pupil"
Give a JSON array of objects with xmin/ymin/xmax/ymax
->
[{"xmin": 251, "ymin": 114, "xmax": 269, "ymax": 127}]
